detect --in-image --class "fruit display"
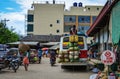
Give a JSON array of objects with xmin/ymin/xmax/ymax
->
[
  {"xmin": 58, "ymin": 51, "xmax": 69, "ymax": 63},
  {"xmin": 58, "ymin": 35, "xmax": 80, "ymax": 63},
  {"xmin": 68, "ymin": 35, "xmax": 80, "ymax": 62}
]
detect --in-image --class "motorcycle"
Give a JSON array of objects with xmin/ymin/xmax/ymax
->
[
  {"xmin": 49, "ymin": 50, "xmax": 56, "ymax": 66},
  {"xmin": 50, "ymin": 57, "xmax": 56, "ymax": 66},
  {"xmin": 5, "ymin": 56, "xmax": 19, "ymax": 72}
]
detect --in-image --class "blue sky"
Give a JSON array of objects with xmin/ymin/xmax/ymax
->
[
  {"xmin": 0, "ymin": 0, "xmax": 21, "ymax": 13},
  {"xmin": 0, "ymin": 0, "xmax": 107, "ymax": 35}
]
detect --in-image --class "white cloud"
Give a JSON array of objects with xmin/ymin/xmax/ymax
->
[
  {"xmin": 1, "ymin": 0, "xmax": 107, "ymax": 35},
  {"xmin": 6, "ymin": 7, "xmax": 14, "ymax": 10},
  {"xmin": 0, "ymin": 12, "xmax": 25, "ymax": 35}
]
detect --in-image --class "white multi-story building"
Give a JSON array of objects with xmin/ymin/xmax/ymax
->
[
  {"xmin": 25, "ymin": 1, "xmax": 103, "ymax": 42},
  {"xmin": 27, "ymin": 1, "xmax": 103, "ymax": 35}
]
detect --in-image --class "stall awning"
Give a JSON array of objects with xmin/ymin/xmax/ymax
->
[
  {"xmin": 49, "ymin": 44, "xmax": 59, "ymax": 50},
  {"xmin": 87, "ymin": 0, "xmax": 119, "ymax": 37}
]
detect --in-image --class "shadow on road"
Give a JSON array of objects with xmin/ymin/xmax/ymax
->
[
  {"xmin": 0, "ymin": 69, "xmax": 18, "ymax": 74},
  {"xmin": 0, "ymin": 70, "xmax": 11, "ymax": 74},
  {"xmin": 51, "ymin": 65, "xmax": 59, "ymax": 67},
  {"xmin": 61, "ymin": 66, "xmax": 89, "ymax": 73}
]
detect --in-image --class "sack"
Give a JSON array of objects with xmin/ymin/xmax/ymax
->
[
  {"xmin": 18, "ymin": 42, "xmax": 30, "ymax": 53},
  {"xmin": 69, "ymin": 35, "xmax": 78, "ymax": 42}
]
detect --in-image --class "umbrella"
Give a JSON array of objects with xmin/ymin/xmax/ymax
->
[{"xmin": 42, "ymin": 47, "xmax": 48, "ymax": 51}]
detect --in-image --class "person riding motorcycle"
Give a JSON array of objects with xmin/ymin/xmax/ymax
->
[{"xmin": 49, "ymin": 49, "xmax": 57, "ymax": 66}]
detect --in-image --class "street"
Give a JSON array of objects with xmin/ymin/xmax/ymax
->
[{"xmin": 0, "ymin": 58, "xmax": 93, "ymax": 79}]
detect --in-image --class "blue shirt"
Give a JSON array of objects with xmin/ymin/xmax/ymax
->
[{"xmin": 38, "ymin": 49, "xmax": 42, "ymax": 57}]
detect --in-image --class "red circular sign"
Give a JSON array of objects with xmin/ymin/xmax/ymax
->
[
  {"xmin": 101, "ymin": 50, "xmax": 115, "ymax": 65},
  {"xmin": 105, "ymin": 51, "xmax": 111, "ymax": 57}
]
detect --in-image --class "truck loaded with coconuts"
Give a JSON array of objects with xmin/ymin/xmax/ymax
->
[{"xmin": 58, "ymin": 34, "xmax": 88, "ymax": 69}]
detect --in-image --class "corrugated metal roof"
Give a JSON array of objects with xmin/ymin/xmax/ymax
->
[
  {"xmin": 21, "ymin": 35, "xmax": 61, "ymax": 42},
  {"xmin": 8, "ymin": 41, "xmax": 59, "ymax": 46}
]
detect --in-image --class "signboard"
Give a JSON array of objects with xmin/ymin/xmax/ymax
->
[{"xmin": 101, "ymin": 50, "xmax": 115, "ymax": 65}]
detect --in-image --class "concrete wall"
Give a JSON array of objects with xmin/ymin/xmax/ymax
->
[
  {"xmin": 64, "ymin": 6, "xmax": 103, "ymax": 16},
  {"xmin": 33, "ymin": 4, "xmax": 64, "ymax": 35},
  {"xmin": 27, "ymin": 3, "xmax": 103, "ymax": 35}
]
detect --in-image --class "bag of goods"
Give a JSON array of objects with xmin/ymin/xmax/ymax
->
[
  {"xmin": 64, "ymin": 58, "xmax": 69, "ymax": 62},
  {"xmin": 58, "ymin": 54, "xmax": 63, "ymax": 58},
  {"xmin": 74, "ymin": 56, "xmax": 79, "ymax": 59},
  {"xmin": 69, "ymin": 35, "xmax": 78, "ymax": 42},
  {"xmin": 69, "ymin": 47, "xmax": 74, "ymax": 51},
  {"xmin": 70, "ymin": 58, "xmax": 74, "ymax": 62},
  {"xmin": 74, "ymin": 35, "xmax": 78, "ymax": 42},
  {"xmin": 69, "ymin": 35, "xmax": 74, "ymax": 42},
  {"xmin": 69, "ymin": 55, "xmax": 74, "ymax": 59},
  {"xmin": 74, "ymin": 51, "xmax": 79, "ymax": 55},
  {"xmin": 64, "ymin": 54, "xmax": 69, "ymax": 58},
  {"xmin": 68, "ymin": 42, "xmax": 78, "ymax": 47},
  {"xmin": 69, "ymin": 55, "xmax": 74, "ymax": 62},
  {"xmin": 68, "ymin": 42, "xmax": 73, "ymax": 47},
  {"xmin": 74, "ymin": 42, "xmax": 78, "ymax": 46},
  {"xmin": 69, "ymin": 47, "xmax": 79, "ymax": 51},
  {"xmin": 74, "ymin": 46, "xmax": 79, "ymax": 51},
  {"xmin": 59, "ymin": 51, "xmax": 63, "ymax": 54},
  {"xmin": 62, "ymin": 50, "xmax": 68, "ymax": 54},
  {"xmin": 58, "ymin": 58, "xmax": 64, "ymax": 63},
  {"xmin": 18, "ymin": 42, "xmax": 30, "ymax": 53},
  {"xmin": 69, "ymin": 51, "xmax": 74, "ymax": 56}
]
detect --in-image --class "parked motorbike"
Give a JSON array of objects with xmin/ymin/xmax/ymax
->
[{"xmin": 5, "ymin": 56, "xmax": 19, "ymax": 72}]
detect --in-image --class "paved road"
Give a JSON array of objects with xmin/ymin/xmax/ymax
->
[{"xmin": 0, "ymin": 58, "xmax": 93, "ymax": 79}]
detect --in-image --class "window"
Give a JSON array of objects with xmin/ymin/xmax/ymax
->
[
  {"xmin": 63, "ymin": 37, "xmax": 69, "ymax": 42},
  {"xmin": 64, "ymin": 25, "xmax": 73, "ymax": 32},
  {"xmin": 78, "ymin": 16, "xmax": 90, "ymax": 23},
  {"xmin": 78, "ymin": 37, "xmax": 84, "ymax": 49},
  {"xmin": 78, "ymin": 26, "xmax": 90, "ymax": 32},
  {"xmin": 27, "ymin": 14, "xmax": 34, "ymax": 22},
  {"xmin": 81, "ymin": 18, "xmax": 84, "ymax": 21},
  {"xmin": 88, "ymin": 8, "xmax": 90, "ymax": 10},
  {"xmin": 92, "ymin": 16, "xmax": 97, "ymax": 23},
  {"xmin": 57, "ymin": 20, "xmax": 60, "ymax": 23},
  {"xmin": 97, "ymin": 8, "xmax": 99, "ymax": 10},
  {"xmin": 50, "ymin": 24, "xmax": 53, "ymax": 27},
  {"xmin": 69, "ymin": 18, "xmax": 72, "ymax": 21},
  {"xmin": 63, "ymin": 37, "xmax": 69, "ymax": 49},
  {"xmin": 27, "ymin": 24, "xmax": 33, "ymax": 32},
  {"xmin": 64, "ymin": 16, "xmax": 76, "ymax": 23},
  {"xmin": 27, "ymin": 34, "xmax": 33, "ymax": 36},
  {"xmin": 62, "ymin": 37, "xmax": 84, "ymax": 49},
  {"xmin": 56, "ymin": 30, "xmax": 60, "ymax": 33}
]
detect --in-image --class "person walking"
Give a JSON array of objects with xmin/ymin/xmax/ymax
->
[
  {"xmin": 38, "ymin": 48, "xmax": 42, "ymax": 63},
  {"xmin": 23, "ymin": 50, "xmax": 30, "ymax": 71}
]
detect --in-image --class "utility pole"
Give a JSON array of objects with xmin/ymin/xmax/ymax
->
[{"xmin": 1, "ymin": 18, "xmax": 10, "ymax": 28}]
